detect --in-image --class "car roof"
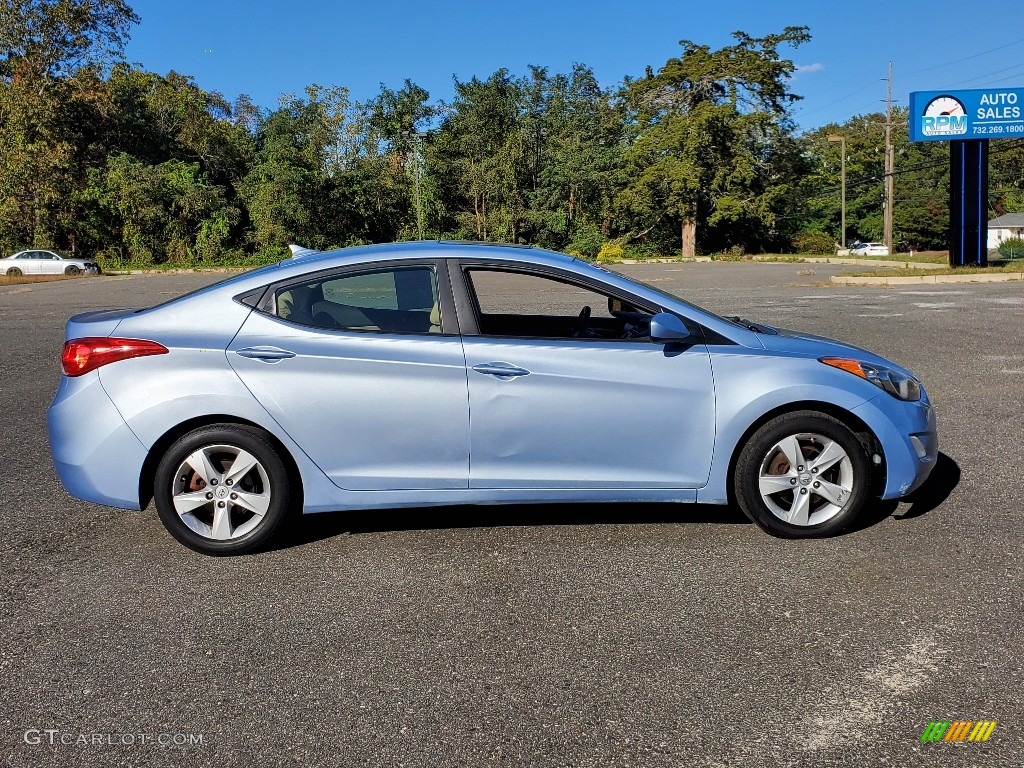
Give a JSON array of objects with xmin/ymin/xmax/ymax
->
[
  {"xmin": 142, "ymin": 239, "xmax": 758, "ymax": 345},
  {"xmin": 141, "ymin": 242, "xmax": 585, "ymax": 311},
  {"xmin": 9, "ymin": 249, "xmax": 65, "ymax": 257},
  {"xmin": 287, "ymin": 240, "xmax": 578, "ymax": 269}
]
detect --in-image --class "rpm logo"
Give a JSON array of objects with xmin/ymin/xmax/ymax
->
[{"xmin": 921, "ymin": 95, "xmax": 968, "ymax": 137}]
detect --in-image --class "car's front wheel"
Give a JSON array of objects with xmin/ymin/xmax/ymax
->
[
  {"xmin": 154, "ymin": 425, "xmax": 292, "ymax": 555},
  {"xmin": 6, "ymin": 267, "xmax": 22, "ymax": 276},
  {"xmin": 733, "ymin": 411, "xmax": 872, "ymax": 538},
  {"xmin": 64, "ymin": 265, "xmax": 81, "ymax": 275}
]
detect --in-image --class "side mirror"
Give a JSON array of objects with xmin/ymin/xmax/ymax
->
[{"xmin": 650, "ymin": 312, "xmax": 691, "ymax": 343}]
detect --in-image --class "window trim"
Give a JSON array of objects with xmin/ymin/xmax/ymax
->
[
  {"xmin": 450, "ymin": 258, "xmax": 674, "ymax": 342},
  {"xmin": 251, "ymin": 258, "xmax": 460, "ymax": 336}
]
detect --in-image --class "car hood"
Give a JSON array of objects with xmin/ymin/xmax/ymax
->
[{"xmin": 756, "ymin": 326, "xmax": 917, "ymax": 378}]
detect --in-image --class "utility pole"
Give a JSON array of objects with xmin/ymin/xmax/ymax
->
[
  {"xmin": 414, "ymin": 135, "xmax": 423, "ymax": 240},
  {"xmin": 827, "ymin": 134, "xmax": 846, "ymax": 250},
  {"xmin": 883, "ymin": 61, "xmax": 895, "ymax": 253},
  {"xmin": 406, "ymin": 131, "xmax": 426, "ymax": 240}
]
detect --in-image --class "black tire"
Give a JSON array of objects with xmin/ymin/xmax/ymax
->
[
  {"xmin": 6, "ymin": 267, "xmax": 22, "ymax": 276},
  {"xmin": 154, "ymin": 424, "xmax": 292, "ymax": 555},
  {"xmin": 733, "ymin": 410, "xmax": 872, "ymax": 538},
  {"xmin": 64, "ymin": 265, "xmax": 81, "ymax": 275}
]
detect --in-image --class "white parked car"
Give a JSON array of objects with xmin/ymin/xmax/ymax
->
[
  {"xmin": 2, "ymin": 250, "xmax": 100, "ymax": 276},
  {"xmin": 849, "ymin": 242, "xmax": 890, "ymax": 257}
]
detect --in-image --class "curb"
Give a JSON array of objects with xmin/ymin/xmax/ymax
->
[
  {"xmin": 832, "ymin": 273, "xmax": 1024, "ymax": 285},
  {"xmin": 106, "ymin": 267, "xmax": 252, "ymax": 275},
  {"xmin": 618, "ymin": 256, "xmax": 946, "ymax": 268},
  {"xmin": 796, "ymin": 257, "xmax": 946, "ymax": 270},
  {"xmin": 618, "ymin": 257, "xmax": 712, "ymax": 264}
]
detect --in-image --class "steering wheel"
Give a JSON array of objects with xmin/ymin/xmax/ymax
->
[{"xmin": 573, "ymin": 305, "xmax": 592, "ymax": 337}]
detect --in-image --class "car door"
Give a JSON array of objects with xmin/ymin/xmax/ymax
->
[
  {"xmin": 227, "ymin": 261, "xmax": 470, "ymax": 492},
  {"xmin": 18, "ymin": 252, "xmax": 40, "ymax": 274},
  {"xmin": 39, "ymin": 252, "xmax": 61, "ymax": 274},
  {"xmin": 452, "ymin": 263, "xmax": 716, "ymax": 490}
]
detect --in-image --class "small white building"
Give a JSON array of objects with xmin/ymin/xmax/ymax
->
[{"xmin": 988, "ymin": 213, "xmax": 1024, "ymax": 249}]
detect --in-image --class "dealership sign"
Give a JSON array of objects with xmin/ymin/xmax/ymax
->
[{"xmin": 909, "ymin": 87, "xmax": 1024, "ymax": 142}]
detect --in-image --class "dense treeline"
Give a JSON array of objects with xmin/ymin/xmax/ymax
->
[{"xmin": 2, "ymin": 1, "xmax": 1023, "ymax": 266}]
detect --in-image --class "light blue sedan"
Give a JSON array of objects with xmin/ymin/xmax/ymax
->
[{"xmin": 48, "ymin": 242, "xmax": 937, "ymax": 554}]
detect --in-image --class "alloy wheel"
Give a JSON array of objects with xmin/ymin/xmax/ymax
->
[
  {"xmin": 170, "ymin": 444, "xmax": 272, "ymax": 541},
  {"xmin": 757, "ymin": 432, "xmax": 854, "ymax": 526}
]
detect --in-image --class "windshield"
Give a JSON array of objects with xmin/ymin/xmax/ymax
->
[
  {"xmin": 601, "ymin": 265, "xmax": 722, "ymax": 318},
  {"xmin": 603, "ymin": 264, "xmax": 776, "ymax": 333}
]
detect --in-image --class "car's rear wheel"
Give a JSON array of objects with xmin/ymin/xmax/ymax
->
[
  {"xmin": 733, "ymin": 411, "xmax": 872, "ymax": 538},
  {"xmin": 6, "ymin": 267, "xmax": 22, "ymax": 276},
  {"xmin": 64, "ymin": 265, "xmax": 81, "ymax": 276},
  {"xmin": 154, "ymin": 425, "xmax": 291, "ymax": 555}
]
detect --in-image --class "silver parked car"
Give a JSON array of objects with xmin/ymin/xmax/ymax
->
[
  {"xmin": 2, "ymin": 249, "xmax": 100, "ymax": 276},
  {"xmin": 48, "ymin": 242, "xmax": 937, "ymax": 555}
]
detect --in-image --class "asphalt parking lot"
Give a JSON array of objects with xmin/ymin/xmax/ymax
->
[{"xmin": 1, "ymin": 261, "xmax": 1021, "ymax": 767}]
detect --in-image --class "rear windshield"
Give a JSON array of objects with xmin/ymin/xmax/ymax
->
[{"xmin": 134, "ymin": 262, "xmax": 286, "ymax": 313}]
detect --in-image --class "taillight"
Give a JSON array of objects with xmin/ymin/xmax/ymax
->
[{"xmin": 61, "ymin": 337, "xmax": 168, "ymax": 376}]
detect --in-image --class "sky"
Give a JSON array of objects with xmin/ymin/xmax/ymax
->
[{"xmin": 122, "ymin": 0, "xmax": 1024, "ymax": 132}]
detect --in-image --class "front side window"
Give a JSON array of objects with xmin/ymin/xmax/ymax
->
[
  {"xmin": 465, "ymin": 268, "xmax": 653, "ymax": 341},
  {"xmin": 274, "ymin": 266, "xmax": 440, "ymax": 334}
]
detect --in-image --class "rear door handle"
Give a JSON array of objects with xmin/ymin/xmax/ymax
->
[
  {"xmin": 235, "ymin": 346, "xmax": 297, "ymax": 362},
  {"xmin": 472, "ymin": 362, "xmax": 531, "ymax": 379}
]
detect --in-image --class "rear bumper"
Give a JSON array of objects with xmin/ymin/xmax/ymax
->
[
  {"xmin": 852, "ymin": 392, "xmax": 938, "ymax": 499},
  {"xmin": 47, "ymin": 373, "xmax": 146, "ymax": 510}
]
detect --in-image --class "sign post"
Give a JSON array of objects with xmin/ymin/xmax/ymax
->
[
  {"xmin": 948, "ymin": 140, "xmax": 989, "ymax": 267},
  {"xmin": 909, "ymin": 86, "xmax": 1024, "ymax": 267}
]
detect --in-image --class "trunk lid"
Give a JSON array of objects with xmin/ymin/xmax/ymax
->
[{"xmin": 65, "ymin": 309, "xmax": 138, "ymax": 340}]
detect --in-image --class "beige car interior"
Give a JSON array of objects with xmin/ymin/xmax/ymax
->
[{"xmin": 276, "ymin": 283, "xmax": 441, "ymax": 334}]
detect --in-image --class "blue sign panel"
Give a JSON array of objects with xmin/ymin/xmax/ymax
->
[{"xmin": 909, "ymin": 87, "xmax": 1024, "ymax": 142}]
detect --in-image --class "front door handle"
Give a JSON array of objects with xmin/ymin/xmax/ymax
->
[
  {"xmin": 472, "ymin": 362, "xmax": 531, "ymax": 379},
  {"xmin": 235, "ymin": 346, "xmax": 297, "ymax": 362}
]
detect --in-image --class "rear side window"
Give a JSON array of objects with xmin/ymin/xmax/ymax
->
[{"xmin": 274, "ymin": 266, "xmax": 440, "ymax": 334}]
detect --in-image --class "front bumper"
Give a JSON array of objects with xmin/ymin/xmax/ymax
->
[
  {"xmin": 47, "ymin": 372, "xmax": 147, "ymax": 510},
  {"xmin": 853, "ymin": 392, "xmax": 938, "ymax": 499}
]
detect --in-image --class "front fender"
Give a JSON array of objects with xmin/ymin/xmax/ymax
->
[{"xmin": 697, "ymin": 351, "xmax": 876, "ymax": 504}]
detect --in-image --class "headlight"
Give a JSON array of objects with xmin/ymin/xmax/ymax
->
[{"xmin": 820, "ymin": 357, "xmax": 922, "ymax": 401}]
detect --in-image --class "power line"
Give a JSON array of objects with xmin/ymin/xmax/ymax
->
[
  {"xmin": 984, "ymin": 70, "xmax": 1024, "ymax": 87},
  {"xmin": 902, "ymin": 36, "xmax": 1024, "ymax": 78},
  {"xmin": 948, "ymin": 60, "xmax": 1024, "ymax": 88},
  {"xmin": 793, "ymin": 80, "xmax": 880, "ymax": 119},
  {"xmin": 801, "ymin": 138, "xmax": 1024, "ymax": 200}
]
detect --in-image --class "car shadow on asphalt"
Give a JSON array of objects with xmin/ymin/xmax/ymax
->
[
  {"xmin": 270, "ymin": 452, "xmax": 961, "ymax": 551},
  {"xmin": 845, "ymin": 451, "xmax": 961, "ymax": 533},
  {"xmin": 271, "ymin": 502, "xmax": 751, "ymax": 551},
  {"xmin": 892, "ymin": 451, "xmax": 961, "ymax": 521}
]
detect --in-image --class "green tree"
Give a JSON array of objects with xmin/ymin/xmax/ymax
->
[
  {"xmin": 990, "ymin": 140, "xmax": 1024, "ymax": 216},
  {"xmin": 431, "ymin": 69, "xmax": 526, "ymax": 241},
  {"xmin": 517, "ymin": 64, "xmax": 625, "ymax": 252},
  {"xmin": 0, "ymin": 0, "xmax": 139, "ymax": 254},
  {"xmin": 801, "ymin": 109, "xmax": 951, "ymax": 251},
  {"xmin": 0, "ymin": 0, "xmax": 138, "ymax": 80},
  {"xmin": 619, "ymin": 27, "xmax": 810, "ymax": 257}
]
